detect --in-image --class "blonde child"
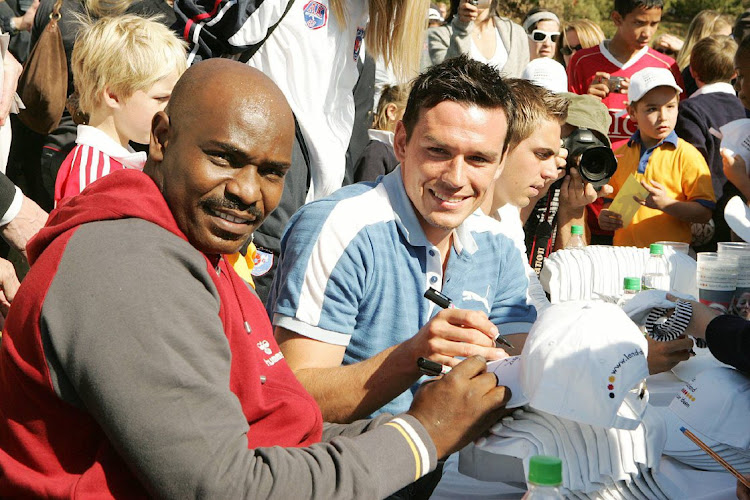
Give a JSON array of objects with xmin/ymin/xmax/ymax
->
[
  {"xmin": 599, "ymin": 67, "xmax": 714, "ymax": 247},
  {"xmin": 54, "ymin": 15, "xmax": 186, "ymax": 205}
]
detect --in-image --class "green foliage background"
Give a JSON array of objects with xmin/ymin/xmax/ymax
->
[{"xmin": 474, "ymin": 0, "xmax": 750, "ymax": 37}]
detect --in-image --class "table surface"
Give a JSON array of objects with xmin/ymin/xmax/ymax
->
[{"xmin": 430, "ymin": 371, "xmax": 737, "ymax": 500}]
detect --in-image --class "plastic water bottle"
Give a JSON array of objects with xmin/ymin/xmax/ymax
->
[
  {"xmin": 565, "ymin": 225, "xmax": 586, "ymax": 250},
  {"xmin": 642, "ymin": 243, "xmax": 670, "ymax": 291},
  {"xmin": 522, "ymin": 455, "xmax": 564, "ymax": 499},
  {"xmin": 617, "ymin": 277, "xmax": 641, "ymax": 307}
]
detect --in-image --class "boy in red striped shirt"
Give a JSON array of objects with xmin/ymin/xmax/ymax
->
[{"xmin": 54, "ymin": 15, "xmax": 186, "ymax": 206}]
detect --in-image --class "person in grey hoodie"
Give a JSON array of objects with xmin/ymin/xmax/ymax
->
[{"xmin": 427, "ymin": 0, "xmax": 529, "ymax": 77}]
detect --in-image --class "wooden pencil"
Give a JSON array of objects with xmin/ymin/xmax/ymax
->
[{"xmin": 680, "ymin": 427, "xmax": 750, "ymax": 489}]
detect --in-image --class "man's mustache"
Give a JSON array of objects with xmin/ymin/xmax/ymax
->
[{"xmin": 200, "ymin": 196, "xmax": 263, "ymax": 220}]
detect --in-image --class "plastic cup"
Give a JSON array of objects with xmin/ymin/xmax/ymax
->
[
  {"xmin": 696, "ymin": 252, "xmax": 738, "ymax": 313},
  {"xmin": 717, "ymin": 242, "xmax": 750, "ymax": 318}
]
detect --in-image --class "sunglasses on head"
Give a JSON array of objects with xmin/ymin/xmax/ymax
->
[
  {"xmin": 529, "ymin": 30, "xmax": 560, "ymax": 43},
  {"xmin": 560, "ymin": 44, "xmax": 582, "ymax": 56}
]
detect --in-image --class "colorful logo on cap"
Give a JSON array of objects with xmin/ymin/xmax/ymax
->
[
  {"xmin": 608, "ymin": 375, "xmax": 616, "ymax": 399},
  {"xmin": 303, "ymin": 1, "xmax": 327, "ymax": 30},
  {"xmin": 353, "ymin": 26, "xmax": 365, "ymax": 61},
  {"xmin": 680, "ymin": 387, "xmax": 696, "ymax": 402}
]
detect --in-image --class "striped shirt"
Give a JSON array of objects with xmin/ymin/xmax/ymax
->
[
  {"xmin": 54, "ymin": 125, "xmax": 147, "ymax": 206},
  {"xmin": 268, "ymin": 167, "xmax": 537, "ymax": 416}
]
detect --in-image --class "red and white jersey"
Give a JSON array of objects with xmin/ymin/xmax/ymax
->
[
  {"xmin": 54, "ymin": 125, "xmax": 147, "ymax": 206},
  {"xmin": 567, "ymin": 42, "xmax": 683, "ymax": 150}
]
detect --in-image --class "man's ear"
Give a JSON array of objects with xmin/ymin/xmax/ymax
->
[
  {"xmin": 393, "ymin": 120, "xmax": 408, "ymax": 163},
  {"xmin": 149, "ymin": 111, "xmax": 170, "ymax": 163}
]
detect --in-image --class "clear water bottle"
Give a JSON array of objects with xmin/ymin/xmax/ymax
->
[
  {"xmin": 642, "ymin": 243, "xmax": 670, "ymax": 291},
  {"xmin": 565, "ymin": 225, "xmax": 586, "ymax": 250},
  {"xmin": 617, "ymin": 277, "xmax": 641, "ymax": 307},
  {"xmin": 522, "ymin": 455, "xmax": 564, "ymax": 499}
]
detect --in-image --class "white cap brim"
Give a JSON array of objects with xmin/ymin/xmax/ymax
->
[
  {"xmin": 659, "ymin": 406, "xmax": 719, "ymax": 453},
  {"xmin": 725, "ymin": 196, "xmax": 750, "ymax": 243},
  {"xmin": 488, "ymin": 355, "xmax": 528, "ymax": 408}
]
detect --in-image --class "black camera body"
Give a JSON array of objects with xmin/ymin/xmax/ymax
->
[{"xmin": 563, "ymin": 128, "xmax": 617, "ymax": 188}]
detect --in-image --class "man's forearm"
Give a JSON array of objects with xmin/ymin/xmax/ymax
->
[
  {"xmin": 553, "ymin": 207, "xmax": 586, "ymax": 252},
  {"xmin": 293, "ymin": 343, "xmax": 422, "ymax": 423}
]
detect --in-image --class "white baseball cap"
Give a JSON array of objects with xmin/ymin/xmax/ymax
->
[
  {"xmin": 521, "ymin": 302, "xmax": 650, "ymax": 430},
  {"xmin": 668, "ymin": 366, "xmax": 750, "ymax": 449},
  {"xmin": 725, "ymin": 195, "xmax": 750, "ymax": 243},
  {"xmin": 487, "ymin": 355, "xmax": 527, "ymax": 408},
  {"xmin": 427, "ymin": 7, "xmax": 443, "ymax": 22},
  {"xmin": 521, "ymin": 58, "xmax": 568, "ymax": 93},
  {"xmin": 627, "ymin": 67, "xmax": 683, "ymax": 104}
]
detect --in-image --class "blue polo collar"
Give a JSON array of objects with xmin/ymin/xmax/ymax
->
[
  {"xmin": 627, "ymin": 130, "xmax": 678, "ymax": 174},
  {"xmin": 381, "ymin": 166, "xmax": 478, "ymax": 255}
]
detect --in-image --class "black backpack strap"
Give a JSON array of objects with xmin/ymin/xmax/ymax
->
[{"xmin": 238, "ymin": 0, "xmax": 295, "ymax": 63}]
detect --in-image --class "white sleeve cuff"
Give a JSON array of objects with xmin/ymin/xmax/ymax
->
[
  {"xmin": 0, "ymin": 186, "xmax": 23, "ymax": 226},
  {"xmin": 273, "ymin": 314, "xmax": 352, "ymax": 346}
]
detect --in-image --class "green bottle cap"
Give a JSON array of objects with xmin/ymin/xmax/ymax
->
[
  {"xmin": 623, "ymin": 277, "xmax": 641, "ymax": 291},
  {"xmin": 528, "ymin": 455, "xmax": 562, "ymax": 486},
  {"xmin": 571, "ymin": 225, "xmax": 584, "ymax": 235},
  {"xmin": 649, "ymin": 243, "xmax": 664, "ymax": 255}
]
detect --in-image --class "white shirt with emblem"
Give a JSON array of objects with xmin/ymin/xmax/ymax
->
[{"xmin": 229, "ymin": 0, "xmax": 368, "ymax": 201}]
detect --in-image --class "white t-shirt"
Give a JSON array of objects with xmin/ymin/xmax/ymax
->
[
  {"xmin": 469, "ymin": 28, "xmax": 508, "ymax": 72},
  {"xmin": 230, "ymin": 0, "xmax": 369, "ymax": 201},
  {"xmin": 491, "ymin": 204, "xmax": 550, "ymax": 313}
]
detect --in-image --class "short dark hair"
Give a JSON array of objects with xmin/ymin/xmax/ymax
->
[
  {"xmin": 614, "ymin": 0, "xmax": 663, "ymax": 17},
  {"xmin": 401, "ymin": 54, "xmax": 516, "ymax": 152},
  {"xmin": 691, "ymin": 35, "xmax": 737, "ymax": 84}
]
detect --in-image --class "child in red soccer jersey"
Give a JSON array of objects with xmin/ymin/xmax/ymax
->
[
  {"xmin": 53, "ymin": 15, "xmax": 186, "ymax": 206},
  {"xmin": 568, "ymin": 0, "xmax": 683, "ymax": 149}
]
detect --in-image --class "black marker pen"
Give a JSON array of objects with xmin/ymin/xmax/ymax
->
[
  {"xmin": 423, "ymin": 287, "xmax": 515, "ymax": 350},
  {"xmin": 417, "ymin": 357, "xmax": 451, "ymax": 377}
]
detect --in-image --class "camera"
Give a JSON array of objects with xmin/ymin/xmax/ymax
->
[
  {"xmin": 608, "ymin": 76, "xmax": 626, "ymax": 93},
  {"xmin": 563, "ymin": 128, "xmax": 617, "ymax": 188}
]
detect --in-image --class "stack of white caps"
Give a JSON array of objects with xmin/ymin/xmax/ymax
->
[
  {"xmin": 521, "ymin": 302, "xmax": 650, "ymax": 430},
  {"xmin": 468, "ymin": 406, "xmax": 682, "ymax": 498},
  {"xmin": 460, "ymin": 302, "xmax": 680, "ymax": 496},
  {"xmin": 539, "ymin": 246, "xmax": 698, "ymax": 303},
  {"xmin": 661, "ymin": 367, "xmax": 750, "ymax": 472}
]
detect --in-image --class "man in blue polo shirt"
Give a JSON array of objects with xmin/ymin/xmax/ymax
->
[{"xmin": 268, "ymin": 55, "xmax": 536, "ymax": 423}]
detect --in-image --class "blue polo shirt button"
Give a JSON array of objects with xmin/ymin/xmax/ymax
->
[
  {"xmin": 429, "ymin": 249, "xmax": 435, "ymax": 257},
  {"xmin": 430, "ymin": 276, "xmax": 438, "ymax": 284}
]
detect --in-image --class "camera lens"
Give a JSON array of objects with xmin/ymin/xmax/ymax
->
[{"xmin": 578, "ymin": 146, "xmax": 617, "ymax": 187}]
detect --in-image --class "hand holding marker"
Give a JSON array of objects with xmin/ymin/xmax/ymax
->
[{"xmin": 417, "ymin": 288, "xmax": 513, "ymax": 377}]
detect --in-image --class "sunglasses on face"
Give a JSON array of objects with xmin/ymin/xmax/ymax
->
[
  {"xmin": 560, "ymin": 44, "xmax": 582, "ymax": 56},
  {"xmin": 529, "ymin": 30, "xmax": 560, "ymax": 43}
]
